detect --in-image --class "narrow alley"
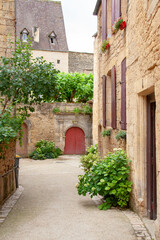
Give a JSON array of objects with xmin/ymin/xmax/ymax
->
[{"xmin": 0, "ymin": 156, "xmax": 137, "ymax": 240}]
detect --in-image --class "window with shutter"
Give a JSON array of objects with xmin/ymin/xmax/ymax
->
[
  {"xmin": 102, "ymin": 75, "xmax": 107, "ymax": 128},
  {"xmin": 102, "ymin": 0, "xmax": 107, "ymax": 41},
  {"xmin": 121, "ymin": 58, "xmax": 126, "ymax": 130},
  {"xmin": 111, "ymin": 66, "xmax": 116, "ymax": 129},
  {"xmin": 112, "ymin": 0, "xmax": 121, "ymax": 24}
]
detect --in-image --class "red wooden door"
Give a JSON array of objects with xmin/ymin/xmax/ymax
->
[{"xmin": 64, "ymin": 127, "xmax": 85, "ymax": 155}]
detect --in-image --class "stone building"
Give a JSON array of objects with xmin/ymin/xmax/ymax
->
[
  {"xmin": 16, "ymin": 103, "xmax": 92, "ymax": 157},
  {"xmin": 0, "ymin": 0, "xmax": 16, "ymax": 206},
  {"xmin": 16, "ymin": 0, "xmax": 94, "ymax": 74},
  {"xmin": 0, "ymin": 0, "xmax": 15, "ymax": 57},
  {"xmin": 93, "ymin": 0, "xmax": 160, "ymax": 238}
]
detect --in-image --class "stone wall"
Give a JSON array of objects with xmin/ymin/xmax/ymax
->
[
  {"xmin": 93, "ymin": 1, "xmax": 127, "ymax": 157},
  {"xmin": 17, "ymin": 103, "xmax": 93, "ymax": 156},
  {"xmin": 0, "ymin": 140, "xmax": 16, "ymax": 206},
  {"xmin": 93, "ymin": 0, "xmax": 160, "ymax": 238},
  {"xmin": 0, "ymin": 0, "xmax": 16, "ymax": 207},
  {"xmin": 126, "ymin": 0, "xmax": 160, "ymax": 238},
  {"xmin": 0, "ymin": 0, "xmax": 15, "ymax": 57},
  {"xmin": 32, "ymin": 50, "xmax": 69, "ymax": 73},
  {"xmin": 68, "ymin": 52, "xmax": 93, "ymax": 74}
]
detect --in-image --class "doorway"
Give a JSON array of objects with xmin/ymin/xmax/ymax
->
[
  {"xmin": 147, "ymin": 94, "xmax": 157, "ymax": 220},
  {"xmin": 64, "ymin": 127, "xmax": 85, "ymax": 155}
]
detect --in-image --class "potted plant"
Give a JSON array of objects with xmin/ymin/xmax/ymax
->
[
  {"xmin": 112, "ymin": 17, "xmax": 126, "ymax": 34},
  {"xmin": 101, "ymin": 40, "xmax": 110, "ymax": 53}
]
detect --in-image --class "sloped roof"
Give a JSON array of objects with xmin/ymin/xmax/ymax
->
[
  {"xmin": 16, "ymin": 0, "xmax": 68, "ymax": 51},
  {"xmin": 93, "ymin": 0, "xmax": 102, "ymax": 15}
]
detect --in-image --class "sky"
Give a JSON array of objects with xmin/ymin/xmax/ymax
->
[{"xmin": 60, "ymin": 0, "xmax": 98, "ymax": 53}]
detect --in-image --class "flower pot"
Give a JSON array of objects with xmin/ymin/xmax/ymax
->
[
  {"xmin": 120, "ymin": 21, "xmax": 126, "ymax": 30},
  {"xmin": 105, "ymin": 44, "xmax": 110, "ymax": 49}
]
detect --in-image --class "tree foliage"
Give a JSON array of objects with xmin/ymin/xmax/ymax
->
[
  {"xmin": 0, "ymin": 39, "xmax": 58, "ymax": 143},
  {"xmin": 52, "ymin": 72, "xmax": 93, "ymax": 103}
]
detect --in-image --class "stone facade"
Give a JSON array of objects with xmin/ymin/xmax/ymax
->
[
  {"xmin": 126, "ymin": 0, "xmax": 160, "ymax": 238},
  {"xmin": 68, "ymin": 52, "xmax": 94, "ymax": 74},
  {"xmin": 0, "ymin": 0, "xmax": 16, "ymax": 206},
  {"xmin": 93, "ymin": 0, "xmax": 127, "ymax": 157},
  {"xmin": 0, "ymin": 0, "xmax": 15, "ymax": 57},
  {"xmin": 16, "ymin": 0, "xmax": 93, "ymax": 74},
  {"xmin": 16, "ymin": 0, "xmax": 68, "ymax": 51},
  {"xmin": 93, "ymin": 0, "xmax": 160, "ymax": 238},
  {"xmin": 32, "ymin": 49, "xmax": 94, "ymax": 74},
  {"xmin": 0, "ymin": 140, "xmax": 16, "ymax": 207},
  {"xmin": 16, "ymin": 103, "xmax": 92, "ymax": 156}
]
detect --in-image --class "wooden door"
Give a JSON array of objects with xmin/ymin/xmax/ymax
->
[
  {"xmin": 147, "ymin": 97, "xmax": 157, "ymax": 220},
  {"xmin": 64, "ymin": 127, "xmax": 85, "ymax": 155}
]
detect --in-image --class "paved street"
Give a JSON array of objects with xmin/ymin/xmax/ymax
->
[{"xmin": 0, "ymin": 155, "xmax": 137, "ymax": 240}]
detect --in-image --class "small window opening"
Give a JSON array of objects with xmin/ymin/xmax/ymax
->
[
  {"xmin": 57, "ymin": 60, "xmax": 60, "ymax": 64},
  {"xmin": 49, "ymin": 31, "xmax": 56, "ymax": 44},
  {"xmin": 21, "ymin": 28, "xmax": 29, "ymax": 42}
]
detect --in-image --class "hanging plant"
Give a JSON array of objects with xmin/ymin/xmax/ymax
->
[
  {"xmin": 101, "ymin": 40, "xmax": 110, "ymax": 53},
  {"xmin": 112, "ymin": 18, "xmax": 126, "ymax": 34}
]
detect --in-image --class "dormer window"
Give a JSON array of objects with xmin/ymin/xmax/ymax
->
[
  {"xmin": 49, "ymin": 31, "xmax": 56, "ymax": 44},
  {"xmin": 21, "ymin": 28, "xmax": 29, "ymax": 42}
]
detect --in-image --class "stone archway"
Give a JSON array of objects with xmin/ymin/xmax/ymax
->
[
  {"xmin": 16, "ymin": 123, "xmax": 28, "ymax": 157},
  {"xmin": 64, "ymin": 127, "xmax": 85, "ymax": 155}
]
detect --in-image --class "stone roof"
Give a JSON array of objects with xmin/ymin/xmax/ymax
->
[
  {"xmin": 16, "ymin": 0, "xmax": 68, "ymax": 51},
  {"xmin": 93, "ymin": 0, "xmax": 101, "ymax": 15}
]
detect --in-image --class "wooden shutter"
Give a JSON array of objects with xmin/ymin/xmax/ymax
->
[
  {"xmin": 112, "ymin": 0, "xmax": 115, "ymax": 24},
  {"xmin": 102, "ymin": 0, "xmax": 107, "ymax": 41},
  {"xmin": 121, "ymin": 58, "xmax": 126, "ymax": 130},
  {"xmin": 102, "ymin": 75, "xmax": 107, "ymax": 128},
  {"xmin": 112, "ymin": 0, "xmax": 121, "ymax": 24},
  {"xmin": 111, "ymin": 66, "xmax": 116, "ymax": 129}
]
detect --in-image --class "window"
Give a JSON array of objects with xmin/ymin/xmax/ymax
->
[
  {"xmin": 49, "ymin": 31, "xmax": 56, "ymax": 44},
  {"xmin": 21, "ymin": 28, "xmax": 29, "ymax": 42},
  {"xmin": 57, "ymin": 60, "xmax": 60, "ymax": 64},
  {"xmin": 112, "ymin": 0, "xmax": 121, "ymax": 24}
]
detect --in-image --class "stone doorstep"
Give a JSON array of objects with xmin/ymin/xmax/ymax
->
[
  {"xmin": 123, "ymin": 210, "xmax": 153, "ymax": 240},
  {"xmin": 0, "ymin": 186, "xmax": 24, "ymax": 225}
]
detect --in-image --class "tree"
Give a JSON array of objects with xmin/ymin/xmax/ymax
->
[
  {"xmin": 0, "ymin": 39, "xmax": 58, "ymax": 144},
  {"xmin": 52, "ymin": 72, "xmax": 93, "ymax": 103}
]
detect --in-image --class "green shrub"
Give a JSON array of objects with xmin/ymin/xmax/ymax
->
[
  {"xmin": 73, "ymin": 107, "xmax": 82, "ymax": 114},
  {"xmin": 115, "ymin": 131, "xmax": 126, "ymax": 141},
  {"xmin": 73, "ymin": 104, "xmax": 92, "ymax": 115},
  {"xmin": 77, "ymin": 149, "xmax": 132, "ymax": 210},
  {"xmin": 102, "ymin": 129, "xmax": 111, "ymax": 137},
  {"xmin": 30, "ymin": 140, "xmax": 61, "ymax": 160},
  {"xmin": 80, "ymin": 144, "xmax": 101, "ymax": 172},
  {"xmin": 53, "ymin": 107, "xmax": 60, "ymax": 113},
  {"xmin": 82, "ymin": 104, "xmax": 92, "ymax": 114}
]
